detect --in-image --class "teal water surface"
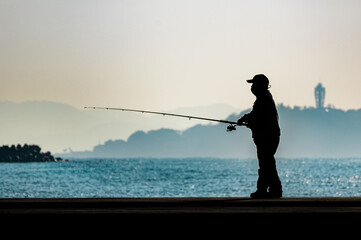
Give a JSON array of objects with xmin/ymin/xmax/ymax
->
[{"xmin": 1, "ymin": 158, "xmax": 360, "ymax": 198}]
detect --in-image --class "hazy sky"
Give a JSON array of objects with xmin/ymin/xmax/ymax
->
[{"xmin": 1, "ymin": 0, "xmax": 361, "ymax": 111}]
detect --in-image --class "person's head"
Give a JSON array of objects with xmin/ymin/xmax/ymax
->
[{"xmin": 246, "ymin": 74, "xmax": 269, "ymax": 96}]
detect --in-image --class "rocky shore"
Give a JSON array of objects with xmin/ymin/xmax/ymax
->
[{"xmin": 0, "ymin": 144, "xmax": 67, "ymax": 162}]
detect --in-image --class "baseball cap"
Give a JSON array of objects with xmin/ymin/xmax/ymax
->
[{"xmin": 246, "ymin": 74, "xmax": 269, "ymax": 85}]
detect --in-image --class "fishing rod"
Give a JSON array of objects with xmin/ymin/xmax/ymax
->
[{"xmin": 84, "ymin": 106, "xmax": 246, "ymax": 132}]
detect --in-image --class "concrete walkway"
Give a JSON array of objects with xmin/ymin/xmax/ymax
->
[{"xmin": 1, "ymin": 197, "xmax": 361, "ymax": 216}]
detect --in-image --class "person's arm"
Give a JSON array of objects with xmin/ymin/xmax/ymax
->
[
  {"xmin": 237, "ymin": 100, "xmax": 259, "ymax": 127},
  {"xmin": 238, "ymin": 112, "xmax": 252, "ymax": 125}
]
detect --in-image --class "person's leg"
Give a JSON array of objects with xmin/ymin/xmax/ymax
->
[
  {"xmin": 250, "ymin": 168, "xmax": 268, "ymax": 199},
  {"xmin": 263, "ymin": 137, "xmax": 282, "ymax": 197},
  {"xmin": 250, "ymin": 139, "xmax": 271, "ymax": 199},
  {"xmin": 252, "ymin": 137, "xmax": 282, "ymax": 198}
]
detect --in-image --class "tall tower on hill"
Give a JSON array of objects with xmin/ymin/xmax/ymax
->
[{"xmin": 315, "ymin": 83, "xmax": 325, "ymax": 109}]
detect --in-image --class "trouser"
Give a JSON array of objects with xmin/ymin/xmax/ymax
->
[{"xmin": 254, "ymin": 136, "xmax": 282, "ymax": 191}]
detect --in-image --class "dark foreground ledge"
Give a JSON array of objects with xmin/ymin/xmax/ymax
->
[
  {"xmin": 3, "ymin": 198, "xmax": 360, "ymax": 234},
  {"xmin": 1, "ymin": 197, "xmax": 361, "ymax": 217},
  {"xmin": 3, "ymin": 198, "xmax": 361, "ymax": 230}
]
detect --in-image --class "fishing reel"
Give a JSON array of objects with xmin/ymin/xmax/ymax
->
[{"xmin": 226, "ymin": 124, "xmax": 237, "ymax": 132}]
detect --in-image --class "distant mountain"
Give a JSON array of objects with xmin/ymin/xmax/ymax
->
[
  {"xmin": 58, "ymin": 105, "xmax": 361, "ymax": 158},
  {"xmin": 0, "ymin": 101, "xmax": 239, "ymax": 153}
]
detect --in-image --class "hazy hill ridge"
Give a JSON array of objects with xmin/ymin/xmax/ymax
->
[
  {"xmin": 60, "ymin": 105, "xmax": 361, "ymax": 158},
  {"xmin": 0, "ymin": 101, "xmax": 239, "ymax": 153}
]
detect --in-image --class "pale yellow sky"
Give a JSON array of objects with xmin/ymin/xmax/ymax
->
[{"xmin": 1, "ymin": 0, "xmax": 361, "ymax": 111}]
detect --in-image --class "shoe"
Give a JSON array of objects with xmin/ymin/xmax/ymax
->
[
  {"xmin": 250, "ymin": 189, "xmax": 269, "ymax": 199},
  {"xmin": 268, "ymin": 188, "xmax": 282, "ymax": 199}
]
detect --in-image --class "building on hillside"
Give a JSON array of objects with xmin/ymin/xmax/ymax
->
[{"xmin": 315, "ymin": 83, "xmax": 325, "ymax": 109}]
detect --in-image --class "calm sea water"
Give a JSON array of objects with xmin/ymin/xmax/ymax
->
[{"xmin": 1, "ymin": 158, "xmax": 360, "ymax": 198}]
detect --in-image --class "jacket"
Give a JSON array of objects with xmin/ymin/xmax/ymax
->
[{"xmin": 241, "ymin": 91, "xmax": 280, "ymax": 139}]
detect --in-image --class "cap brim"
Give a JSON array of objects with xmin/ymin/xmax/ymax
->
[{"xmin": 246, "ymin": 79, "xmax": 254, "ymax": 83}]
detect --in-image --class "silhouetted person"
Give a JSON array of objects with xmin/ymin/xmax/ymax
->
[{"xmin": 238, "ymin": 74, "xmax": 282, "ymax": 199}]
